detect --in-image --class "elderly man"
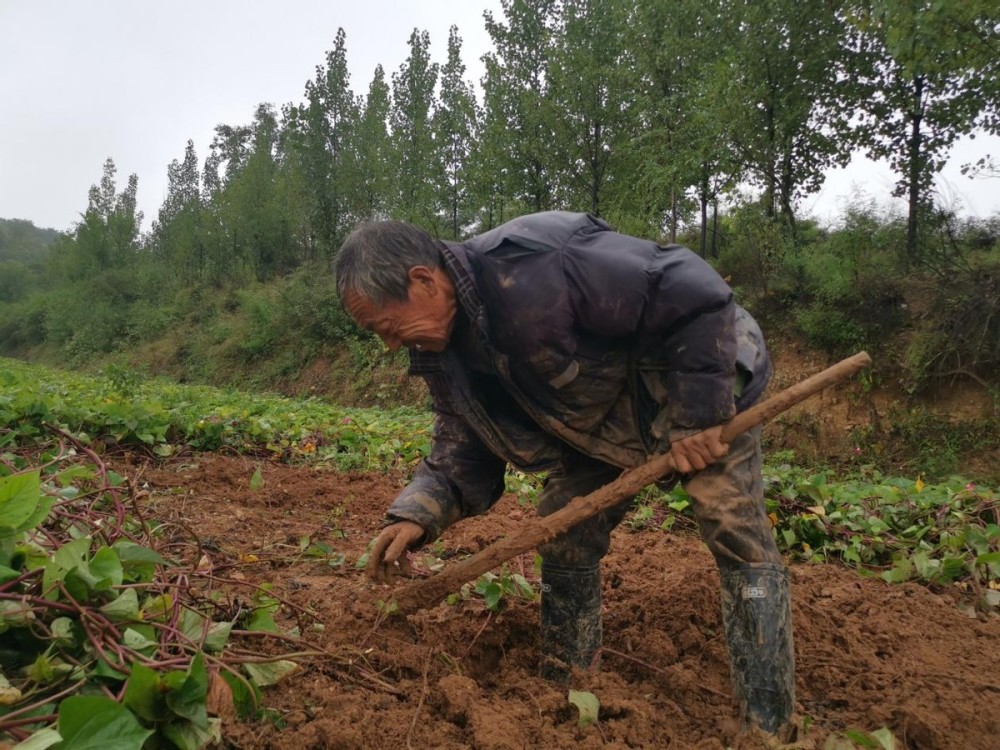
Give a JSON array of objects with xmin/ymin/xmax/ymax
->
[{"xmin": 335, "ymin": 212, "xmax": 794, "ymax": 734}]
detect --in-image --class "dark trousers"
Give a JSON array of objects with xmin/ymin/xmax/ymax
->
[{"xmin": 536, "ymin": 427, "xmax": 780, "ymax": 569}]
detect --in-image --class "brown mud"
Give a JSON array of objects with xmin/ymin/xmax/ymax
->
[{"xmin": 116, "ymin": 452, "xmax": 1000, "ymax": 750}]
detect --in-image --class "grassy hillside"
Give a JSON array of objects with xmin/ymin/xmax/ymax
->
[{"xmin": 2, "ymin": 207, "xmax": 999, "ymax": 480}]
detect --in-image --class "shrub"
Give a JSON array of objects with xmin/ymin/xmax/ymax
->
[
  {"xmin": 902, "ymin": 255, "xmax": 1000, "ymax": 392},
  {"xmin": 716, "ymin": 204, "xmax": 793, "ymax": 303}
]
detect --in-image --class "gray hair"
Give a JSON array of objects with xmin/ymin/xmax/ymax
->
[{"xmin": 334, "ymin": 221, "xmax": 443, "ymax": 305}]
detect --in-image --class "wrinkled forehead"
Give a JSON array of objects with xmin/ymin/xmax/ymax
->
[{"xmin": 343, "ymin": 289, "xmax": 378, "ymax": 324}]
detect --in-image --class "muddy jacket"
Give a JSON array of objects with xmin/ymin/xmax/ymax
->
[{"xmin": 388, "ymin": 212, "xmax": 771, "ymax": 541}]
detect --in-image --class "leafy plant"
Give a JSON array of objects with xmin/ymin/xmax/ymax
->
[
  {"xmin": 505, "ymin": 470, "xmax": 544, "ymax": 506},
  {"xmin": 447, "ymin": 565, "xmax": 537, "ymax": 611},
  {"xmin": 0, "ymin": 438, "xmax": 379, "ymax": 747},
  {"xmin": 0, "ymin": 357, "xmax": 432, "ymax": 472},
  {"xmin": 763, "ymin": 464, "xmax": 1000, "ymax": 598}
]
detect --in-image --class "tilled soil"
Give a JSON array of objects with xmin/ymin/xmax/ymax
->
[{"xmin": 119, "ymin": 452, "xmax": 1000, "ymax": 750}]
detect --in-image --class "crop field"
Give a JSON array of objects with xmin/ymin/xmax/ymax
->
[{"xmin": 2, "ymin": 358, "xmax": 999, "ymax": 749}]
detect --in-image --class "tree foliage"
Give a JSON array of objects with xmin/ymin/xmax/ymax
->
[
  {"xmin": 843, "ymin": 0, "xmax": 1000, "ymax": 262},
  {"xmin": 1, "ymin": 2, "xmax": 997, "ymax": 364},
  {"xmin": 392, "ymin": 29, "xmax": 440, "ymax": 228}
]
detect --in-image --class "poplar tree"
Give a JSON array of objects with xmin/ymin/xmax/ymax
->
[
  {"xmin": 153, "ymin": 140, "xmax": 203, "ymax": 282},
  {"xmin": 719, "ymin": 0, "xmax": 850, "ymax": 232},
  {"xmin": 71, "ymin": 159, "xmax": 143, "ymax": 275},
  {"xmin": 548, "ymin": 0, "xmax": 640, "ymax": 218},
  {"xmin": 619, "ymin": 0, "xmax": 703, "ymax": 239},
  {"xmin": 844, "ymin": 0, "xmax": 1000, "ymax": 263},
  {"xmin": 283, "ymin": 28, "xmax": 359, "ymax": 256},
  {"xmin": 433, "ymin": 26, "xmax": 480, "ymax": 239},
  {"xmin": 353, "ymin": 65, "xmax": 394, "ymax": 221},
  {"xmin": 391, "ymin": 29, "xmax": 440, "ymax": 228},
  {"xmin": 482, "ymin": 0, "xmax": 559, "ymax": 213}
]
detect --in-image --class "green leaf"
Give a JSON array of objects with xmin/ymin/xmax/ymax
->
[
  {"xmin": 912, "ymin": 551, "xmax": 938, "ymax": 580},
  {"xmin": 937, "ymin": 557, "xmax": 967, "ymax": 583},
  {"xmin": 568, "ymin": 689, "xmax": 600, "ymax": 728},
  {"xmin": 881, "ymin": 556, "xmax": 913, "ymax": 584},
  {"xmin": 50, "ymin": 617, "xmax": 77, "ymax": 648},
  {"xmin": 179, "ymin": 608, "xmax": 209, "ymax": 644},
  {"xmin": 15, "ymin": 495, "xmax": 54, "ymax": 535},
  {"xmin": 249, "ymin": 466, "xmax": 264, "ymax": 491},
  {"xmin": 123, "ymin": 626, "xmax": 158, "ymax": 654},
  {"xmin": 164, "ymin": 653, "xmax": 209, "ymax": 729},
  {"xmin": 89, "ymin": 657, "xmax": 129, "ymax": 682},
  {"xmin": 246, "ymin": 606, "xmax": 278, "ymax": 633},
  {"xmin": 62, "ymin": 568, "xmax": 93, "ymax": 602},
  {"xmin": 0, "ymin": 470, "xmax": 41, "ymax": 531},
  {"xmin": 12, "ymin": 727, "xmax": 62, "ymax": 750},
  {"xmin": 115, "ymin": 549, "xmax": 159, "ymax": 584},
  {"xmin": 123, "ymin": 662, "xmax": 166, "ymax": 723},
  {"xmin": 203, "ymin": 621, "xmax": 233, "ymax": 653},
  {"xmin": 242, "ymin": 660, "xmax": 299, "ymax": 687},
  {"xmin": 976, "ymin": 551, "xmax": 1000, "ymax": 566},
  {"xmin": 161, "ymin": 717, "xmax": 222, "ymax": 750},
  {"xmin": 52, "ymin": 537, "xmax": 91, "ymax": 574},
  {"xmin": 53, "ymin": 464, "xmax": 95, "ymax": 487},
  {"xmin": 869, "ymin": 727, "xmax": 898, "ymax": 749},
  {"xmin": 89, "ymin": 547, "xmax": 124, "ymax": 589},
  {"xmin": 141, "ymin": 593, "xmax": 174, "ymax": 621},
  {"xmin": 113, "ymin": 541, "xmax": 167, "ymax": 566},
  {"xmin": 481, "ymin": 581, "xmax": 503, "ymax": 611},
  {"xmin": 842, "ymin": 729, "xmax": 880, "ymax": 748},
  {"xmin": 99, "ymin": 589, "xmax": 140, "ymax": 622},
  {"xmin": 0, "ymin": 564, "xmax": 20, "ymax": 584},
  {"xmin": 220, "ymin": 671, "xmax": 260, "ymax": 719},
  {"xmin": 56, "ymin": 695, "xmax": 153, "ymax": 750}
]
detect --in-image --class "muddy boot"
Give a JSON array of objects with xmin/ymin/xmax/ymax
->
[
  {"xmin": 719, "ymin": 563, "xmax": 795, "ymax": 734},
  {"xmin": 539, "ymin": 562, "xmax": 602, "ymax": 681}
]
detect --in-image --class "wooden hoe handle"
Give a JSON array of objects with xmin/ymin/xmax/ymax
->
[{"xmin": 391, "ymin": 351, "xmax": 872, "ymax": 613}]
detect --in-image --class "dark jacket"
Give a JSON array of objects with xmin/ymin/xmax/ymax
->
[{"xmin": 387, "ymin": 212, "xmax": 771, "ymax": 540}]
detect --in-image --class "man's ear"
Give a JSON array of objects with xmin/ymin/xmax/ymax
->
[{"xmin": 407, "ymin": 265, "xmax": 438, "ymax": 295}]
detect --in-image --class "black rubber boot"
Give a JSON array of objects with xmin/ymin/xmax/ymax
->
[
  {"xmin": 539, "ymin": 562, "xmax": 602, "ymax": 681},
  {"xmin": 719, "ymin": 563, "xmax": 795, "ymax": 734}
]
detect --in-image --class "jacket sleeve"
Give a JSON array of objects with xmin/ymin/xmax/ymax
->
[{"xmin": 385, "ymin": 401, "xmax": 507, "ymax": 543}]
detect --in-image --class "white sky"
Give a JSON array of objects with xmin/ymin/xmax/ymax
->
[{"xmin": 1, "ymin": 0, "xmax": 997, "ymax": 234}]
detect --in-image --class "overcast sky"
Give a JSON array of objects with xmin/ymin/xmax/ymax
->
[{"xmin": 1, "ymin": 0, "xmax": 997, "ymax": 234}]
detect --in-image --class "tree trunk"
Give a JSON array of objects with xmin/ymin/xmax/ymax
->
[
  {"xmin": 590, "ymin": 120, "xmax": 602, "ymax": 216},
  {"xmin": 779, "ymin": 150, "xmax": 797, "ymax": 241},
  {"xmin": 905, "ymin": 74, "xmax": 926, "ymax": 266},
  {"xmin": 669, "ymin": 189, "xmax": 678, "ymax": 243},
  {"xmin": 699, "ymin": 169, "xmax": 709, "ymax": 259},
  {"xmin": 711, "ymin": 197, "xmax": 720, "ymax": 259},
  {"xmin": 764, "ymin": 90, "xmax": 777, "ymax": 218}
]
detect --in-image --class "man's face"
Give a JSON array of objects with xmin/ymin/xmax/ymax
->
[{"xmin": 344, "ymin": 266, "xmax": 457, "ymax": 353}]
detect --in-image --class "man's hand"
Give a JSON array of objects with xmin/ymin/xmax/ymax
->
[
  {"xmin": 670, "ymin": 425, "xmax": 729, "ymax": 474},
  {"xmin": 366, "ymin": 521, "xmax": 425, "ymax": 584}
]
